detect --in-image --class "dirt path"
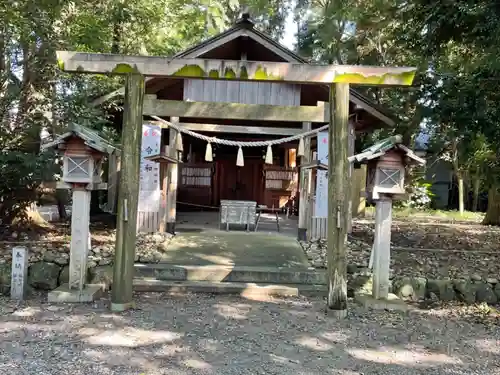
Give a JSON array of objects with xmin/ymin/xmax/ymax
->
[{"xmin": 1, "ymin": 293, "xmax": 499, "ymax": 375}]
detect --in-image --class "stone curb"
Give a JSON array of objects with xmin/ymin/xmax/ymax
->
[
  {"xmin": 134, "ymin": 264, "xmax": 326, "ymax": 285},
  {"xmin": 1, "ymin": 261, "xmax": 499, "ymax": 304}
]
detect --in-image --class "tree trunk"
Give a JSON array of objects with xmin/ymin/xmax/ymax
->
[
  {"xmin": 55, "ymin": 190, "xmax": 68, "ymax": 221},
  {"xmin": 451, "ymin": 139, "xmax": 465, "ymax": 215},
  {"xmin": 457, "ymin": 172, "xmax": 465, "ymax": 215},
  {"xmin": 112, "ymin": 3, "xmax": 123, "ymax": 54},
  {"xmin": 0, "ymin": 22, "xmax": 9, "ymax": 126},
  {"xmin": 90, "ymin": 190, "xmax": 104, "ymax": 215},
  {"xmin": 483, "ymin": 186, "xmax": 500, "ymax": 225},
  {"xmin": 0, "ymin": 24, "xmax": 6, "ymax": 87},
  {"xmin": 472, "ymin": 175, "xmax": 481, "ymax": 212}
]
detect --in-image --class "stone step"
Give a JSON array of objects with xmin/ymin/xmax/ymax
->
[
  {"xmin": 133, "ymin": 278, "xmax": 326, "ymax": 297},
  {"xmin": 134, "ymin": 263, "xmax": 327, "ymax": 285}
]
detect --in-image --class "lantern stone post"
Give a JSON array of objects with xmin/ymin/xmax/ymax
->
[
  {"xmin": 42, "ymin": 125, "xmax": 115, "ymax": 303},
  {"xmin": 67, "ymin": 184, "xmax": 92, "ymax": 291},
  {"xmin": 372, "ymin": 196, "xmax": 392, "ymax": 299}
]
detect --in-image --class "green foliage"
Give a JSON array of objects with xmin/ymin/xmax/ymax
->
[
  {"xmin": 295, "ymin": 0, "xmax": 430, "ymax": 151},
  {"xmin": 0, "ymin": 151, "xmax": 53, "ymax": 224},
  {"xmin": 295, "ymin": 0, "xmax": 500, "ymax": 223},
  {"xmin": 404, "ymin": 180, "xmax": 435, "ymax": 210},
  {"xmin": 0, "ymin": 0, "xmax": 291, "ymax": 226},
  {"xmin": 401, "ymin": 0, "xmax": 500, "ymax": 222}
]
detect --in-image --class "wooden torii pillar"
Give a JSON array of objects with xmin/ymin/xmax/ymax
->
[{"xmin": 55, "ymin": 51, "xmax": 416, "ymax": 315}]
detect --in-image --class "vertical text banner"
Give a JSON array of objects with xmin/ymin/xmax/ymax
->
[
  {"xmin": 315, "ymin": 131, "xmax": 328, "ymax": 218},
  {"xmin": 138, "ymin": 123, "xmax": 161, "ymax": 212}
]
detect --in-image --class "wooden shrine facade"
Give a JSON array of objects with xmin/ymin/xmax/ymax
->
[{"xmin": 177, "ymin": 158, "xmax": 299, "ymax": 211}]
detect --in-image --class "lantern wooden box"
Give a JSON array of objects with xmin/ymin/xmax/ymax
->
[
  {"xmin": 41, "ymin": 124, "xmax": 116, "ymax": 190},
  {"xmin": 349, "ymin": 135, "xmax": 425, "ymax": 201},
  {"xmin": 60, "ymin": 138, "xmax": 104, "ymax": 184},
  {"xmin": 366, "ymin": 150, "xmax": 406, "ymax": 199}
]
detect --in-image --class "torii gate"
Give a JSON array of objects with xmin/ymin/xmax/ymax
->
[{"xmin": 56, "ymin": 51, "xmax": 416, "ymax": 316}]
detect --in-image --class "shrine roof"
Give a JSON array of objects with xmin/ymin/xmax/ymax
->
[{"xmin": 40, "ymin": 124, "xmax": 116, "ymax": 154}]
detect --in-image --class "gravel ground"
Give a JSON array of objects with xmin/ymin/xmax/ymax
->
[
  {"xmin": 353, "ymin": 219, "xmax": 500, "ymax": 251},
  {"xmin": 303, "ymin": 216, "xmax": 500, "ymax": 280},
  {"xmin": 303, "ymin": 237, "xmax": 500, "ymax": 280},
  {"xmin": 1, "ymin": 293, "xmax": 500, "ymax": 375}
]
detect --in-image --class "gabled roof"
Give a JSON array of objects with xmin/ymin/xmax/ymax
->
[
  {"xmin": 174, "ymin": 14, "xmax": 304, "ymax": 63},
  {"xmin": 171, "ymin": 15, "xmax": 395, "ymax": 126},
  {"xmin": 41, "ymin": 124, "xmax": 116, "ymax": 154},
  {"xmin": 91, "ymin": 13, "xmax": 396, "ymax": 126},
  {"xmin": 348, "ymin": 135, "xmax": 426, "ymax": 166}
]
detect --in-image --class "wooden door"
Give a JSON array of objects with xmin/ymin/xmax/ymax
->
[
  {"xmin": 235, "ymin": 161, "xmax": 256, "ymax": 201},
  {"xmin": 218, "ymin": 160, "xmax": 236, "ymax": 201},
  {"xmin": 217, "ymin": 158, "xmax": 263, "ymax": 203}
]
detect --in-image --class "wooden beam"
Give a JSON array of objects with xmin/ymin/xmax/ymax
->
[
  {"xmin": 166, "ymin": 117, "xmax": 179, "ymax": 234},
  {"xmin": 90, "ymin": 77, "xmax": 395, "ymax": 127},
  {"xmin": 144, "ymin": 98, "xmax": 326, "ymax": 123},
  {"xmin": 298, "ymin": 122, "xmax": 312, "ymax": 241},
  {"xmin": 326, "ymin": 83, "xmax": 349, "ymax": 318},
  {"xmin": 107, "ymin": 151, "xmax": 120, "ymax": 214},
  {"xmin": 111, "ymin": 73, "xmax": 145, "ymax": 312},
  {"xmin": 347, "ymin": 121, "xmax": 355, "ymax": 233},
  {"xmin": 158, "ymin": 161, "xmax": 168, "ymax": 233},
  {"xmin": 56, "ymin": 51, "xmax": 417, "ymax": 86},
  {"xmin": 352, "ymin": 165, "xmax": 367, "ymax": 217},
  {"xmin": 350, "ymin": 94, "xmax": 395, "ymax": 126}
]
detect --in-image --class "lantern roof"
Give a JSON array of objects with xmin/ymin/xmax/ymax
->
[
  {"xmin": 348, "ymin": 135, "xmax": 426, "ymax": 166},
  {"xmin": 41, "ymin": 124, "xmax": 116, "ymax": 154},
  {"xmin": 144, "ymin": 154, "xmax": 179, "ymax": 164},
  {"xmin": 300, "ymin": 160, "xmax": 328, "ymax": 170}
]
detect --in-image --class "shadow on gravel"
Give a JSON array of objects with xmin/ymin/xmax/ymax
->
[{"xmin": 0, "ymin": 292, "xmax": 499, "ymax": 375}]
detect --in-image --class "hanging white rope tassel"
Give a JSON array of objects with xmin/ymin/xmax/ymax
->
[
  {"xmin": 175, "ymin": 131, "xmax": 184, "ymax": 152},
  {"xmin": 236, "ymin": 146, "xmax": 244, "ymax": 167},
  {"xmin": 205, "ymin": 142, "xmax": 213, "ymax": 162},
  {"xmin": 265, "ymin": 145, "xmax": 273, "ymax": 164},
  {"xmin": 150, "ymin": 115, "xmax": 332, "ymax": 150},
  {"xmin": 297, "ymin": 137, "xmax": 305, "ymax": 157}
]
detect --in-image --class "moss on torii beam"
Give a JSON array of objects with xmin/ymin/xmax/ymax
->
[{"xmin": 56, "ymin": 51, "xmax": 417, "ymax": 86}]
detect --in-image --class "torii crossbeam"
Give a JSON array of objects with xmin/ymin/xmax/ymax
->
[{"xmin": 56, "ymin": 51, "xmax": 416, "ymax": 85}]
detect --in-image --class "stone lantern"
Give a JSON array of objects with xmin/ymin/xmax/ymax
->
[
  {"xmin": 41, "ymin": 124, "xmax": 115, "ymax": 303},
  {"xmin": 348, "ymin": 135, "xmax": 425, "ymax": 307}
]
